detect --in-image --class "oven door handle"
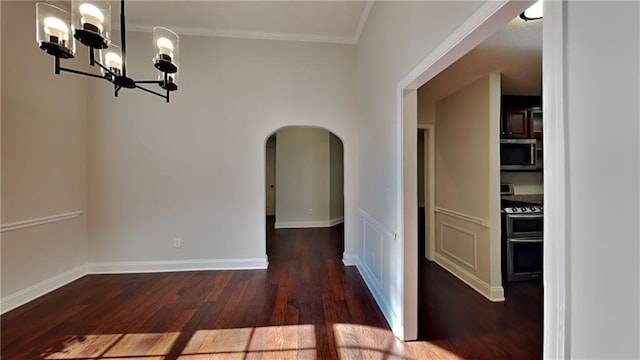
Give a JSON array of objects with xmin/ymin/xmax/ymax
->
[{"xmin": 508, "ymin": 238, "xmax": 543, "ymax": 243}]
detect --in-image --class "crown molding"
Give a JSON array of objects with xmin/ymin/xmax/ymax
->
[
  {"xmin": 122, "ymin": 1, "xmax": 374, "ymax": 45},
  {"xmin": 352, "ymin": 0, "xmax": 374, "ymax": 44},
  {"xmin": 126, "ymin": 24, "xmax": 358, "ymax": 45}
]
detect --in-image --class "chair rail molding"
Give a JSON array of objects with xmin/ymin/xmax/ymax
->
[
  {"xmin": 435, "ymin": 207, "xmax": 489, "ymax": 228},
  {"xmin": 0, "ymin": 211, "xmax": 83, "ymax": 233}
]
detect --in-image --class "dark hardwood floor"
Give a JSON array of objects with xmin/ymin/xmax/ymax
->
[
  {"xmin": 2, "ymin": 216, "xmax": 542, "ymax": 359},
  {"xmin": 415, "ymin": 208, "xmax": 543, "ymax": 359},
  {"xmin": 1, "ymin": 218, "xmax": 399, "ymax": 359}
]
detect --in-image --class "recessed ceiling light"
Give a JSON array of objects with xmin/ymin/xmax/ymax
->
[{"xmin": 520, "ymin": 0, "xmax": 543, "ymax": 21}]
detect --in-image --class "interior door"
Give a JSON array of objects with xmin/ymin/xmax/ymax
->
[{"xmin": 265, "ymin": 147, "xmax": 276, "ymax": 216}]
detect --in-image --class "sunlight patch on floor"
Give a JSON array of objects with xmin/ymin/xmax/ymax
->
[
  {"xmin": 42, "ymin": 325, "xmax": 316, "ymax": 359},
  {"xmin": 40, "ymin": 324, "xmax": 462, "ymax": 360},
  {"xmin": 179, "ymin": 325, "xmax": 317, "ymax": 359},
  {"xmin": 404, "ymin": 341, "xmax": 465, "ymax": 360},
  {"xmin": 333, "ymin": 323, "xmax": 408, "ymax": 359},
  {"xmin": 43, "ymin": 332, "xmax": 179, "ymax": 359},
  {"xmin": 44, "ymin": 334, "xmax": 122, "ymax": 359},
  {"xmin": 333, "ymin": 323, "xmax": 464, "ymax": 360}
]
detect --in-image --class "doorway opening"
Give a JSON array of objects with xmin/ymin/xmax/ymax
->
[
  {"xmin": 264, "ymin": 127, "xmax": 345, "ymax": 262},
  {"xmin": 412, "ymin": 9, "xmax": 543, "ymax": 356},
  {"xmin": 417, "ymin": 125, "xmax": 435, "ymax": 263}
]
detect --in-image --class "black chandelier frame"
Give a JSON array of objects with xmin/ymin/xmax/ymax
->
[{"xmin": 42, "ymin": 0, "xmax": 177, "ymax": 103}]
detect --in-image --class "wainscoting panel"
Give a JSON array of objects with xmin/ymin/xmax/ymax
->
[
  {"xmin": 440, "ymin": 222, "xmax": 477, "ymax": 270},
  {"xmin": 434, "ymin": 207, "xmax": 503, "ymax": 301},
  {"xmin": 363, "ymin": 219, "xmax": 383, "ymax": 287},
  {"xmin": 357, "ymin": 209, "xmax": 400, "ymax": 333}
]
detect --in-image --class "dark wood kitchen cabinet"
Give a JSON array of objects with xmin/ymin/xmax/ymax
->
[
  {"xmin": 502, "ymin": 109, "xmax": 530, "ymax": 138},
  {"xmin": 531, "ymin": 109, "xmax": 543, "ymax": 170},
  {"xmin": 501, "ymin": 95, "xmax": 542, "ymax": 139}
]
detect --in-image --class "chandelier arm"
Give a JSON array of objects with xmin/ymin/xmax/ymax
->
[
  {"xmin": 59, "ymin": 66, "xmax": 111, "ymax": 80},
  {"xmin": 135, "ymin": 84, "xmax": 169, "ymax": 102},
  {"xmin": 89, "ymin": 46, "xmax": 95, "ymax": 66},
  {"xmin": 134, "ymin": 80, "xmax": 162, "ymax": 84},
  {"xmin": 94, "ymin": 60, "xmax": 119, "ymax": 79}
]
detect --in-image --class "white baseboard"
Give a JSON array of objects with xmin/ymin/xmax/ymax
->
[
  {"xmin": 1, "ymin": 258, "xmax": 269, "ymax": 314},
  {"xmin": 342, "ymin": 253, "xmax": 358, "ymax": 266},
  {"xmin": 274, "ymin": 219, "xmax": 342, "ymax": 229},
  {"xmin": 329, "ymin": 216, "xmax": 345, "ymax": 226},
  {"xmin": 1, "ymin": 264, "xmax": 88, "ymax": 315},
  {"xmin": 434, "ymin": 254, "xmax": 505, "ymax": 302},
  {"xmin": 88, "ymin": 257, "xmax": 269, "ymax": 274}
]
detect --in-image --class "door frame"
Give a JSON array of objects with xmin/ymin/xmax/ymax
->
[
  {"xmin": 417, "ymin": 124, "xmax": 435, "ymax": 261},
  {"xmin": 397, "ymin": 1, "xmax": 567, "ymax": 358},
  {"xmin": 265, "ymin": 147, "xmax": 276, "ymax": 216}
]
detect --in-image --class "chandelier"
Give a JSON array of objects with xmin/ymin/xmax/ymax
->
[{"xmin": 36, "ymin": 0, "xmax": 179, "ymax": 103}]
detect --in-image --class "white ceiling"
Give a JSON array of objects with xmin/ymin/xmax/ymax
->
[
  {"xmin": 419, "ymin": 16, "xmax": 543, "ymax": 102},
  {"xmin": 105, "ymin": 1, "xmax": 539, "ymax": 99},
  {"xmin": 116, "ymin": 1, "xmax": 373, "ymax": 44}
]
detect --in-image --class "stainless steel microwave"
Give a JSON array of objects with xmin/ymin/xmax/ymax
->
[{"xmin": 500, "ymin": 139, "xmax": 536, "ymax": 170}]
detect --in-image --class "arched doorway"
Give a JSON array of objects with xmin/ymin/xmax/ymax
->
[{"xmin": 264, "ymin": 126, "xmax": 345, "ymax": 261}]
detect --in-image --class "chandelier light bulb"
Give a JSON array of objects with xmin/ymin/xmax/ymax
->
[
  {"xmin": 79, "ymin": 3, "xmax": 104, "ymax": 34},
  {"xmin": 43, "ymin": 16, "xmax": 70, "ymax": 43},
  {"xmin": 156, "ymin": 37, "xmax": 174, "ymax": 61},
  {"xmin": 105, "ymin": 51, "xmax": 122, "ymax": 75}
]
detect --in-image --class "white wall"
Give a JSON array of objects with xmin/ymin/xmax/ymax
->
[
  {"xmin": 433, "ymin": 73, "xmax": 503, "ymax": 300},
  {"xmin": 417, "ymin": 100, "xmax": 436, "ymax": 126},
  {"xmin": 329, "ymin": 133, "xmax": 344, "ymax": 223},
  {"xmin": 1, "ymin": 1, "xmax": 89, "ymax": 312},
  {"xmin": 356, "ymin": 0, "xmax": 485, "ymax": 337},
  {"xmin": 87, "ymin": 32, "xmax": 358, "ymax": 271},
  {"xmin": 564, "ymin": 2, "xmax": 640, "ymax": 358},
  {"xmin": 275, "ymin": 127, "xmax": 330, "ymax": 228}
]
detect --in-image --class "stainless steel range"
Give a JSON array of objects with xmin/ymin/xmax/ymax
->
[
  {"xmin": 503, "ymin": 204, "xmax": 543, "ymax": 214},
  {"xmin": 502, "ymin": 200, "xmax": 543, "ymax": 282}
]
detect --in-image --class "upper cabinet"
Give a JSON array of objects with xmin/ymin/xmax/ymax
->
[
  {"xmin": 501, "ymin": 95, "xmax": 543, "ymax": 171},
  {"xmin": 501, "ymin": 95, "xmax": 542, "ymax": 139},
  {"xmin": 502, "ymin": 109, "xmax": 530, "ymax": 138},
  {"xmin": 530, "ymin": 109, "xmax": 543, "ymax": 170}
]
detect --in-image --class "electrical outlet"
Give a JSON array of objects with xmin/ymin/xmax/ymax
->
[
  {"xmin": 174, "ymin": 238, "xmax": 181, "ymax": 248},
  {"xmin": 307, "ymin": 208, "xmax": 313, "ymax": 214}
]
